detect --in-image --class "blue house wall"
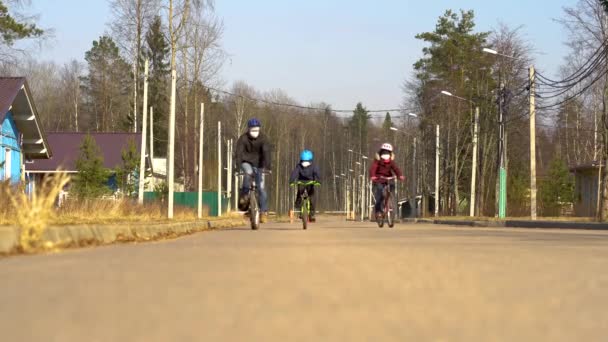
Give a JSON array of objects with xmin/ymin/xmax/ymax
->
[{"xmin": 0, "ymin": 111, "xmax": 22, "ymax": 184}]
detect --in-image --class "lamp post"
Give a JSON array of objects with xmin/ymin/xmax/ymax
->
[
  {"xmin": 348, "ymin": 149, "xmax": 370, "ymax": 220},
  {"xmin": 391, "ymin": 117, "xmax": 419, "ymax": 218},
  {"xmin": 441, "ymin": 91, "xmax": 479, "ymax": 217}
]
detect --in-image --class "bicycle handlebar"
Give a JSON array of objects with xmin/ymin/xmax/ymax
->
[
  {"xmin": 236, "ymin": 170, "xmax": 273, "ymax": 177},
  {"xmin": 290, "ymin": 181, "xmax": 321, "ymax": 186}
]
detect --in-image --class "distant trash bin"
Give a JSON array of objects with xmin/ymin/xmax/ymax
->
[{"xmin": 398, "ymin": 200, "xmax": 413, "ymax": 219}]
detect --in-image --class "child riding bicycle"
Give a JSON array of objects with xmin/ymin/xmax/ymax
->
[
  {"xmin": 289, "ymin": 149, "xmax": 321, "ymax": 222},
  {"xmin": 370, "ymin": 143, "xmax": 405, "ymax": 222}
]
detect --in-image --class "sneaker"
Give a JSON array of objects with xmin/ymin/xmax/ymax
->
[
  {"xmin": 260, "ymin": 212, "xmax": 268, "ymax": 223},
  {"xmin": 238, "ymin": 194, "xmax": 250, "ymax": 211},
  {"xmin": 375, "ymin": 212, "xmax": 383, "ymax": 222},
  {"xmin": 310, "ymin": 216, "xmax": 316, "ymax": 223}
]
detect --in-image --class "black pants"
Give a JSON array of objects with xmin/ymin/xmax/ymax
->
[
  {"xmin": 295, "ymin": 184, "xmax": 316, "ymax": 215},
  {"xmin": 373, "ymin": 182, "xmax": 395, "ymax": 214}
]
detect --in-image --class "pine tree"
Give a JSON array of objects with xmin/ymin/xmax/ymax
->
[
  {"xmin": 73, "ymin": 135, "xmax": 110, "ymax": 198},
  {"xmin": 115, "ymin": 139, "xmax": 139, "ymax": 196},
  {"xmin": 382, "ymin": 112, "xmax": 395, "ymax": 144},
  {"xmin": 539, "ymin": 157, "xmax": 575, "ymax": 217},
  {"xmin": 83, "ymin": 36, "xmax": 132, "ymax": 131},
  {"xmin": 0, "ymin": 1, "xmax": 43, "ymax": 46},
  {"xmin": 349, "ymin": 103, "xmax": 370, "ymax": 153},
  {"xmin": 145, "ymin": 15, "xmax": 170, "ymax": 157}
]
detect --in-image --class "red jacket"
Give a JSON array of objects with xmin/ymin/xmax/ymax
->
[{"xmin": 370, "ymin": 158, "xmax": 403, "ymax": 183}]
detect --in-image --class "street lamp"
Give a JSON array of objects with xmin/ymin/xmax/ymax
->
[
  {"xmin": 349, "ymin": 149, "xmax": 370, "ymax": 221},
  {"xmin": 440, "ymin": 90, "xmax": 480, "ymax": 218},
  {"xmin": 483, "ymin": 47, "xmax": 517, "ymax": 60}
]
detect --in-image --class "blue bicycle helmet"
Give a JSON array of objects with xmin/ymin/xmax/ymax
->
[
  {"xmin": 247, "ymin": 118, "xmax": 261, "ymax": 128},
  {"xmin": 300, "ymin": 149, "xmax": 313, "ymax": 161}
]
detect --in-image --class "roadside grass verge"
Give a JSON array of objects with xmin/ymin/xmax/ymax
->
[
  {"xmin": 431, "ymin": 216, "xmax": 596, "ymax": 222},
  {"xmin": 1, "ymin": 176, "xmax": 246, "ymax": 253}
]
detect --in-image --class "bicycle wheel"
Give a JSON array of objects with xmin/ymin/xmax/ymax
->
[
  {"xmin": 301, "ymin": 198, "xmax": 308, "ymax": 230},
  {"xmin": 250, "ymin": 192, "xmax": 260, "ymax": 230},
  {"xmin": 387, "ymin": 194, "xmax": 394, "ymax": 228}
]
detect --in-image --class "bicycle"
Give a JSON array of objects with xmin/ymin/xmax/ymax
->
[
  {"xmin": 239, "ymin": 169, "xmax": 271, "ymax": 230},
  {"xmin": 375, "ymin": 176, "xmax": 396, "ymax": 228},
  {"xmin": 291, "ymin": 181, "xmax": 320, "ymax": 230}
]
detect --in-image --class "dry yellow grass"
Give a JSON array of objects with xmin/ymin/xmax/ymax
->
[
  {"xmin": 4, "ymin": 174, "xmax": 70, "ymax": 252},
  {"xmin": 1, "ymin": 175, "xmax": 230, "ymax": 252},
  {"xmin": 53, "ymin": 199, "xmax": 201, "ymax": 225}
]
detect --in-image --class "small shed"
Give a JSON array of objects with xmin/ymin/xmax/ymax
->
[
  {"xmin": 570, "ymin": 163, "xmax": 601, "ymax": 217},
  {"xmin": 0, "ymin": 77, "xmax": 51, "ymax": 184}
]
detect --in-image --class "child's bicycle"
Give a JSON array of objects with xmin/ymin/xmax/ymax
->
[
  {"xmin": 239, "ymin": 169, "xmax": 271, "ymax": 230},
  {"xmin": 376, "ymin": 176, "xmax": 396, "ymax": 228},
  {"xmin": 291, "ymin": 181, "xmax": 320, "ymax": 230}
]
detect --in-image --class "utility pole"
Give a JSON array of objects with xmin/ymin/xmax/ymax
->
[
  {"xmin": 167, "ymin": 69, "xmax": 176, "ymax": 219},
  {"xmin": 368, "ymin": 180, "xmax": 373, "ymax": 221},
  {"xmin": 351, "ymin": 169, "xmax": 356, "ymax": 220},
  {"xmin": 529, "ymin": 66, "xmax": 537, "ymax": 220},
  {"xmin": 137, "ymin": 59, "xmax": 149, "ymax": 205},
  {"xmin": 149, "ymin": 106, "xmax": 154, "ymax": 189},
  {"xmin": 411, "ymin": 137, "xmax": 417, "ymax": 218},
  {"xmin": 132, "ymin": 63, "xmax": 138, "ymax": 133},
  {"xmin": 227, "ymin": 139, "xmax": 233, "ymax": 213},
  {"xmin": 435, "ymin": 125, "xmax": 440, "ymax": 217},
  {"xmin": 217, "ymin": 121, "xmax": 222, "ymax": 217},
  {"xmin": 470, "ymin": 107, "xmax": 479, "ymax": 217},
  {"xmin": 234, "ymin": 172, "xmax": 239, "ymax": 212},
  {"xmin": 150, "ymin": 107, "xmax": 154, "ymax": 165},
  {"xmin": 360, "ymin": 173, "xmax": 365, "ymax": 221},
  {"xmin": 198, "ymin": 103, "xmax": 204, "ymax": 219},
  {"xmin": 346, "ymin": 177, "xmax": 350, "ymax": 220},
  {"xmin": 498, "ymin": 83, "xmax": 507, "ymax": 219}
]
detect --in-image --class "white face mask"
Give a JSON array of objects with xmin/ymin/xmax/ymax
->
[
  {"xmin": 249, "ymin": 128, "xmax": 260, "ymax": 139},
  {"xmin": 381, "ymin": 154, "xmax": 391, "ymax": 161},
  {"xmin": 301, "ymin": 161, "xmax": 311, "ymax": 168}
]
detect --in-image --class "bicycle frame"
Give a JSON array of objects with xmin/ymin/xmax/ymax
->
[
  {"xmin": 376, "ymin": 176, "xmax": 396, "ymax": 228},
  {"xmin": 238, "ymin": 168, "xmax": 270, "ymax": 230},
  {"xmin": 291, "ymin": 181, "xmax": 320, "ymax": 229}
]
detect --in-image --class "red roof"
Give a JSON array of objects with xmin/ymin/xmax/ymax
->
[{"xmin": 26, "ymin": 132, "xmax": 142, "ymax": 172}]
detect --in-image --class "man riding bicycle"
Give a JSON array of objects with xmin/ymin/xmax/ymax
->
[
  {"xmin": 236, "ymin": 118, "xmax": 272, "ymax": 222},
  {"xmin": 370, "ymin": 143, "xmax": 405, "ymax": 222},
  {"xmin": 289, "ymin": 149, "xmax": 321, "ymax": 222}
]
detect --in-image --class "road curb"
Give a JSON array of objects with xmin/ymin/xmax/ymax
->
[
  {"xmin": 0, "ymin": 218, "xmax": 246, "ymax": 255},
  {"xmin": 402, "ymin": 218, "xmax": 608, "ymax": 230}
]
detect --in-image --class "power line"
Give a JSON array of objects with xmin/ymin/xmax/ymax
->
[{"xmin": 205, "ymin": 85, "xmax": 406, "ymax": 115}]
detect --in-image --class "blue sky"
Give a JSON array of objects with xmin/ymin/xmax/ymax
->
[{"xmin": 30, "ymin": 0, "xmax": 573, "ymax": 110}]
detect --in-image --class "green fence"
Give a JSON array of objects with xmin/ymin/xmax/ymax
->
[{"xmin": 144, "ymin": 191, "xmax": 228, "ymax": 217}]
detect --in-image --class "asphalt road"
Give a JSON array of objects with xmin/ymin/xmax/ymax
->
[{"xmin": 2, "ymin": 217, "xmax": 608, "ymax": 341}]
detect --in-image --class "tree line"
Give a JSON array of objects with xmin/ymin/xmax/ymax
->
[{"xmin": 3, "ymin": 0, "xmax": 607, "ymax": 218}]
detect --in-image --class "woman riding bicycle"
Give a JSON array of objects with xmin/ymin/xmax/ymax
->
[
  {"xmin": 370, "ymin": 143, "xmax": 405, "ymax": 222},
  {"xmin": 289, "ymin": 149, "xmax": 321, "ymax": 222}
]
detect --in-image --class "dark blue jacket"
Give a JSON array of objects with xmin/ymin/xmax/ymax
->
[
  {"xmin": 236, "ymin": 132, "xmax": 272, "ymax": 169},
  {"xmin": 289, "ymin": 163, "xmax": 321, "ymax": 183}
]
